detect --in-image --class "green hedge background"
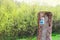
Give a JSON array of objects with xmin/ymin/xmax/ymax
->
[{"xmin": 0, "ymin": 0, "xmax": 60, "ymax": 40}]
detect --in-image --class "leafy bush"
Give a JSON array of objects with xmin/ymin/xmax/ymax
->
[{"xmin": 0, "ymin": 0, "xmax": 60, "ymax": 40}]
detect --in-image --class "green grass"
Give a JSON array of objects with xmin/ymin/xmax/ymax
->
[
  {"xmin": 52, "ymin": 34, "xmax": 60, "ymax": 40},
  {"xmin": 16, "ymin": 34, "xmax": 60, "ymax": 40}
]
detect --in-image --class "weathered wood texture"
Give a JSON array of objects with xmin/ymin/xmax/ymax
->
[{"xmin": 37, "ymin": 11, "xmax": 52, "ymax": 40}]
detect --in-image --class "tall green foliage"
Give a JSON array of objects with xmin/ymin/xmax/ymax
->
[{"xmin": 0, "ymin": 0, "xmax": 60, "ymax": 40}]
